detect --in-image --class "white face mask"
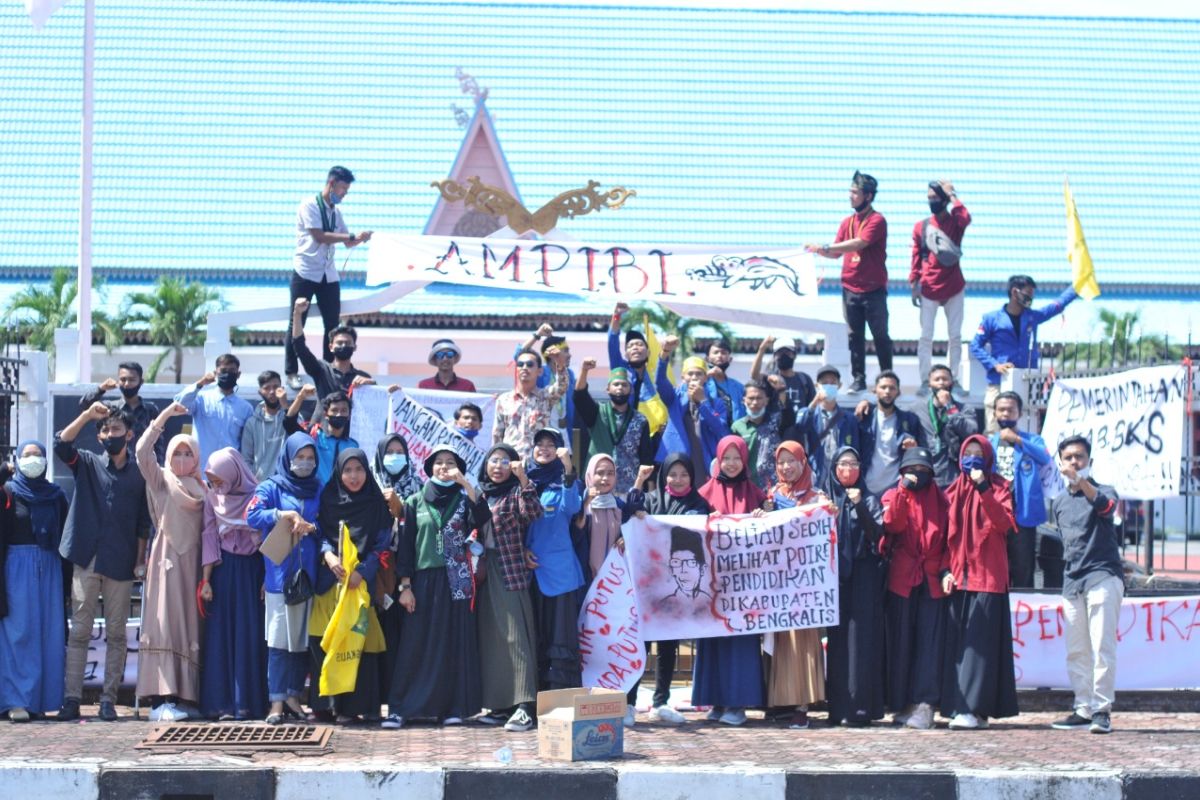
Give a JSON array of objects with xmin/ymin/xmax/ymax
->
[
  {"xmin": 17, "ymin": 455, "xmax": 47, "ymax": 478},
  {"xmin": 1076, "ymin": 466, "xmax": 1091, "ymax": 481}
]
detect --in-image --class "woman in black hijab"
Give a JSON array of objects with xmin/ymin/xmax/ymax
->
[
  {"xmin": 822, "ymin": 446, "xmax": 887, "ymax": 727},
  {"xmin": 317, "ymin": 448, "xmax": 392, "ymax": 724}
]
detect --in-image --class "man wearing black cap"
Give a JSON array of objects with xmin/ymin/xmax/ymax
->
[
  {"xmin": 418, "ymin": 338, "xmax": 477, "ymax": 392},
  {"xmin": 911, "ymin": 180, "xmax": 971, "ymax": 393},
  {"xmin": 607, "ymin": 303, "xmax": 657, "ymax": 415},
  {"xmin": 806, "ymin": 171, "xmax": 892, "ymax": 394},
  {"xmin": 704, "ymin": 339, "xmax": 745, "ymax": 425},
  {"xmin": 786, "ymin": 364, "xmax": 860, "ymax": 487}
]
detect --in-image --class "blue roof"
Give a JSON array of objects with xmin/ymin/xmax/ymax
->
[{"xmin": 1, "ymin": 1, "xmax": 1198, "ymax": 292}]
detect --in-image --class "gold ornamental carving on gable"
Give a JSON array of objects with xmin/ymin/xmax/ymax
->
[{"xmin": 431, "ymin": 177, "xmax": 636, "ymax": 235}]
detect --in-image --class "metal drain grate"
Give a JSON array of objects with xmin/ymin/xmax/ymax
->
[{"xmin": 138, "ymin": 724, "xmax": 334, "ymax": 752}]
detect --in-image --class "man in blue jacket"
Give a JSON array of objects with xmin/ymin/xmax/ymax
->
[
  {"xmin": 970, "ymin": 275, "xmax": 1076, "ymax": 432},
  {"xmin": 786, "ymin": 365, "xmax": 861, "ymax": 488},
  {"xmin": 655, "ymin": 335, "xmax": 729, "ymax": 482},
  {"xmin": 990, "ymin": 390, "xmax": 1054, "ymax": 588},
  {"xmin": 607, "ymin": 303, "xmax": 657, "ymax": 414},
  {"xmin": 853, "ymin": 371, "xmax": 924, "ymax": 498}
]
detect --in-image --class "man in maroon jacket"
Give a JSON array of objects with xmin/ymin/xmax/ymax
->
[{"xmin": 911, "ymin": 180, "xmax": 971, "ymax": 395}]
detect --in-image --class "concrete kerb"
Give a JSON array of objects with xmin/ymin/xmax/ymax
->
[
  {"xmin": 275, "ymin": 762, "xmax": 443, "ymax": 800},
  {"xmin": 618, "ymin": 765, "xmax": 786, "ymax": 800},
  {"xmin": 0, "ymin": 760, "xmax": 101, "ymax": 797},
  {"xmin": 955, "ymin": 770, "xmax": 1124, "ymax": 800}
]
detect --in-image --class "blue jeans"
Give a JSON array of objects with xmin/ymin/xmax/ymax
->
[{"xmin": 267, "ymin": 646, "xmax": 308, "ymax": 703}]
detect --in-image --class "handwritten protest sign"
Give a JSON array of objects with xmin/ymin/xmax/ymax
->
[
  {"xmin": 1040, "ymin": 364, "xmax": 1186, "ymax": 500},
  {"xmin": 383, "ymin": 390, "xmax": 485, "ymax": 480},
  {"xmin": 350, "ymin": 386, "xmax": 495, "ymax": 466},
  {"xmin": 1011, "ymin": 592, "xmax": 1200, "ymax": 689},
  {"xmin": 623, "ymin": 506, "xmax": 839, "ymax": 641},
  {"xmin": 578, "ymin": 548, "xmax": 644, "ymax": 694}
]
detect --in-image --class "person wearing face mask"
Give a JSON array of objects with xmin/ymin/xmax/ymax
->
[
  {"xmin": 786, "ymin": 365, "xmax": 860, "ymax": 489},
  {"xmin": 0, "ymin": 441, "xmax": 69, "ymax": 723},
  {"xmin": 911, "ymin": 180, "xmax": 972, "ymax": 393},
  {"xmin": 941, "ymin": 435, "xmax": 1018, "ymax": 731},
  {"xmin": 285, "ymin": 165, "xmax": 373, "ymax": 390},
  {"xmin": 135, "ymin": 402, "xmax": 209, "ymax": 722},
  {"xmin": 573, "ymin": 359, "xmax": 655, "ymax": 496},
  {"xmin": 175, "ymin": 353, "xmax": 254, "ymax": 468},
  {"xmin": 373, "ymin": 433, "xmax": 420, "ymax": 707},
  {"xmin": 805, "ymin": 171, "xmax": 892, "ymax": 394},
  {"xmin": 290, "ymin": 299, "xmax": 375, "ymax": 424},
  {"xmin": 55, "ymin": 403, "xmax": 151, "ymax": 723},
  {"xmin": 750, "ymin": 336, "xmax": 816, "ymax": 415},
  {"xmin": 655, "ymin": 335, "xmax": 731, "ymax": 483},
  {"xmin": 78, "ymin": 361, "xmax": 164, "ymax": 464},
  {"xmin": 880, "ymin": 447, "xmax": 950, "ymax": 730},
  {"xmin": 917, "ymin": 365, "xmax": 978, "ymax": 489},
  {"xmin": 284, "ymin": 390, "xmax": 359, "ymax": 488},
  {"xmin": 970, "ymin": 274, "xmax": 1078, "ymax": 432},
  {"xmin": 198, "ymin": 448, "xmax": 268, "ymax": 722},
  {"xmin": 492, "ymin": 350, "xmax": 568, "ymax": 460},
  {"xmin": 822, "ymin": 446, "xmax": 887, "ymax": 728},
  {"xmin": 732, "ymin": 378, "xmax": 796, "ymax": 489},
  {"xmin": 246, "ymin": 433, "xmax": 323, "ymax": 725},
  {"xmin": 240, "ymin": 370, "xmax": 289, "ymax": 482},
  {"xmin": 989, "ymin": 391, "xmax": 1053, "ymax": 589},
  {"xmin": 452, "ymin": 403, "xmax": 485, "ymax": 443},
  {"xmin": 703, "ymin": 339, "xmax": 746, "ymax": 425}
]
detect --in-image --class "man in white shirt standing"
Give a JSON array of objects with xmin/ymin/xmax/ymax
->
[{"xmin": 284, "ymin": 166, "xmax": 372, "ymax": 390}]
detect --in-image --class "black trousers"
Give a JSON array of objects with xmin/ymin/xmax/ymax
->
[
  {"xmin": 1036, "ymin": 532, "xmax": 1065, "ymax": 589},
  {"xmin": 625, "ymin": 640, "xmax": 679, "ymax": 707},
  {"xmin": 1007, "ymin": 525, "xmax": 1037, "ymax": 589},
  {"xmin": 842, "ymin": 287, "xmax": 893, "ymax": 384},
  {"xmin": 284, "ymin": 272, "xmax": 340, "ymax": 376}
]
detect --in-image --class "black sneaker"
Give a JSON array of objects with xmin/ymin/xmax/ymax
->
[
  {"xmin": 1089, "ymin": 712, "xmax": 1112, "ymax": 734},
  {"xmin": 98, "ymin": 701, "xmax": 118, "ymax": 722},
  {"xmin": 848, "ymin": 379, "xmax": 867, "ymax": 394},
  {"xmin": 56, "ymin": 698, "xmax": 81, "ymax": 721},
  {"xmin": 1050, "ymin": 712, "xmax": 1091, "ymax": 730}
]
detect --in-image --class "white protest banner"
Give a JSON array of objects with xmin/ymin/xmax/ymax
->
[
  {"xmin": 578, "ymin": 548, "xmax": 644, "ymax": 694},
  {"xmin": 1011, "ymin": 592, "xmax": 1200, "ymax": 689},
  {"xmin": 623, "ymin": 506, "xmax": 839, "ymax": 641},
  {"xmin": 350, "ymin": 386, "xmax": 494, "ymax": 467},
  {"xmin": 365, "ymin": 234, "xmax": 818, "ymax": 327},
  {"xmin": 385, "ymin": 390, "xmax": 486, "ymax": 480},
  {"xmin": 1040, "ymin": 364, "xmax": 1186, "ymax": 500}
]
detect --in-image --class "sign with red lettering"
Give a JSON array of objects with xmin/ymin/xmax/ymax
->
[
  {"xmin": 578, "ymin": 548, "xmax": 644, "ymax": 694},
  {"xmin": 1010, "ymin": 591, "xmax": 1200, "ymax": 688},
  {"xmin": 365, "ymin": 234, "xmax": 818, "ymax": 327}
]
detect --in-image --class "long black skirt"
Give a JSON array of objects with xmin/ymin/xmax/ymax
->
[
  {"xmin": 387, "ymin": 568, "xmax": 481, "ymax": 721},
  {"xmin": 941, "ymin": 590, "xmax": 1019, "ymax": 720},
  {"xmin": 825, "ymin": 557, "xmax": 886, "ymax": 723},
  {"xmin": 377, "ymin": 600, "xmax": 404, "ymax": 702},
  {"xmin": 885, "ymin": 583, "xmax": 945, "ymax": 712},
  {"xmin": 530, "ymin": 580, "xmax": 582, "ymax": 691}
]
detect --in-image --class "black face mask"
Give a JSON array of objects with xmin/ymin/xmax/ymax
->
[
  {"xmin": 775, "ymin": 354, "xmax": 795, "ymax": 371},
  {"xmin": 331, "ymin": 345, "xmax": 355, "ymax": 361},
  {"xmin": 903, "ymin": 470, "xmax": 933, "ymax": 491},
  {"xmin": 929, "ymin": 199, "xmax": 948, "ymax": 215},
  {"xmin": 327, "ymin": 415, "xmax": 350, "ymax": 431},
  {"xmin": 216, "ymin": 371, "xmax": 238, "ymax": 390},
  {"xmin": 119, "ymin": 385, "xmax": 140, "ymax": 399},
  {"xmin": 608, "ymin": 392, "xmax": 630, "ymax": 406},
  {"xmin": 101, "ymin": 437, "xmax": 127, "ymax": 455}
]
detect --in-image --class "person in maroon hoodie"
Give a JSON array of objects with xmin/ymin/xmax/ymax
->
[
  {"xmin": 911, "ymin": 180, "xmax": 971, "ymax": 394},
  {"xmin": 940, "ymin": 434, "xmax": 1018, "ymax": 730},
  {"xmin": 881, "ymin": 446, "xmax": 949, "ymax": 730}
]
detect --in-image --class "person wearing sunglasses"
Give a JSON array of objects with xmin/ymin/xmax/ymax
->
[
  {"xmin": 418, "ymin": 339, "xmax": 477, "ymax": 393},
  {"xmin": 492, "ymin": 351, "xmax": 568, "ymax": 460}
]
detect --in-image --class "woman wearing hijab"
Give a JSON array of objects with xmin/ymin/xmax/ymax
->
[
  {"xmin": 135, "ymin": 402, "xmax": 208, "ymax": 722},
  {"xmin": 627, "ymin": 452, "xmax": 710, "ymax": 726},
  {"xmin": 247, "ymin": 431, "xmax": 322, "ymax": 725},
  {"xmin": 524, "ymin": 428, "xmax": 585, "ymax": 694},
  {"xmin": 693, "ymin": 435, "xmax": 768, "ymax": 727},
  {"xmin": 475, "ymin": 443, "xmax": 544, "ymax": 732},
  {"xmin": 317, "ymin": 448, "xmax": 391, "ymax": 724},
  {"xmin": 0, "ymin": 441, "xmax": 69, "ymax": 722},
  {"xmin": 763, "ymin": 440, "xmax": 827, "ymax": 729},
  {"xmin": 941, "ymin": 434, "xmax": 1018, "ymax": 730},
  {"xmin": 880, "ymin": 446, "xmax": 949, "ymax": 730},
  {"xmin": 383, "ymin": 445, "xmax": 490, "ymax": 729},
  {"xmin": 198, "ymin": 447, "xmax": 268, "ymax": 720},
  {"xmin": 823, "ymin": 445, "xmax": 887, "ymax": 727},
  {"xmin": 372, "ymin": 432, "xmax": 420, "ymax": 707},
  {"xmin": 373, "ymin": 433, "xmax": 423, "ymax": 500}
]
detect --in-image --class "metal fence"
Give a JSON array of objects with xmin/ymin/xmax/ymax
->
[{"xmin": 1024, "ymin": 334, "xmax": 1198, "ymax": 579}]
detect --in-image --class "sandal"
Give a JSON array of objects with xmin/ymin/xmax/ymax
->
[{"xmin": 265, "ymin": 713, "xmax": 285, "ymax": 725}]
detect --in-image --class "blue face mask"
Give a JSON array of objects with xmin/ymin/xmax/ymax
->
[
  {"xmin": 960, "ymin": 455, "xmax": 985, "ymax": 476},
  {"xmin": 383, "ymin": 453, "xmax": 408, "ymax": 474},
  {"xmin": 820, "ymin": 384, "xmax": 839, "ymax": 402},
  {"xmin": 746, "ymin": 405, "xmax": 766, "ymax": 420},
  {"xmin": 328, "ymin": 191, "xmax": 343, "ymax": 205},
  {"xmin": 430, "ymin": 476, "xmax": 457, "ymax": 487},
  {"xmin": 459, "ymin": 427, "xmax": 480, "ymax": 440}
]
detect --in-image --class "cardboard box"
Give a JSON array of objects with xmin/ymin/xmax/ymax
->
[{"xmin": 536, "ymin": 687, "xmax": 626, "ymax": 762}]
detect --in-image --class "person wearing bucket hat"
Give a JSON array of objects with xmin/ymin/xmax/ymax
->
[
  {"xmin": 418, "ymin": 339, "xmax": 477, "ymax": 393},
  {"xmin": 750, "ymin": 335, "xmax": 816, "ymax": 415},
  {"xmin": 881, "ymin": 445, "xmax": 950, "ymax": 730},
  {"xmin": 573, "ymin": 359, "xmax": 655, "ymax": 496}
]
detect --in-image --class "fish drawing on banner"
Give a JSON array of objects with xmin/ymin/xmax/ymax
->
[{"xmin": 685, "ymin": 256, "xmax": 806, "ymax": 296}]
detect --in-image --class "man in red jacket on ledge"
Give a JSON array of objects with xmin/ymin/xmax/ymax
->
[{"xmin": 911, "ymin": 180, "xmax": 971, "ymax": 396}]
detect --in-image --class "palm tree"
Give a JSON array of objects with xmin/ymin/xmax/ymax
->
[
  {"xmin": 123, "ymin": 277, "xmax": 224, "ymax": 381},
  {"xmin": 2, "ymin": 267, "xmax": 123, "ymax": 359},
  {"xmin": 1060, "ymin": 309, "xmax": 1179, "ymax": 369},
  {"xmin": 619, "ymin": 302, "xmax": 735, "ymax": 365}
]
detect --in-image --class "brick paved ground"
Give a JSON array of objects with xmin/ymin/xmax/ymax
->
[{"xmin": 3, "ymin": 705, "xmax": 1195, "ymax": 773}]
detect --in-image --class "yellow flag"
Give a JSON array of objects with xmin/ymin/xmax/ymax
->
[
  {"xmin": 1065, "ymin": 179, "xmax": 1100, "ymax": 300},
  {"xmin": 639, "ymin": 313, "xmax": 670, "ymax": 435},
  {"xmin": 319, "ymin": 523, "xmax": 368, "ymax": 696}
]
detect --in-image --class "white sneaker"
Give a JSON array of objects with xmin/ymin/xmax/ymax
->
[
  {"xmin": 892, "ymin": 704, "xmax": 914, "ymax": 726},
  {"xmin": 159, "ymin": 703, "xmax": 189, "ymax": 723},
  {"xmin": 148, "ymin": 704, "xmax": 164, "ymax": 722},
  {"xmin": 649, "ymin": 705, "xmax": 685, "ymax": 725},
  {"xmin": 380, "ymin": 714, "xmax": 404, "ymax": 729},
  {"xmin": 623, "ymin": 705, "xmax": 636, "ymax": 728},
  {"xmin": 948, "ymin": 713, "xmax": 980, "ymax": 730},
  {"xmin": 705, "ymin": 707, "xmax": 723, "ymax": 722},
  {"xmin": 719, "ymin": 708, "xmax": 747, "ymax": 726},
  {"xmin": 904, "ymin": 703, "xmax": 934, "ymax": 730},
  {"xmin": 442, "ymin": 716, "xmax": 463, "ymax": 726}
]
